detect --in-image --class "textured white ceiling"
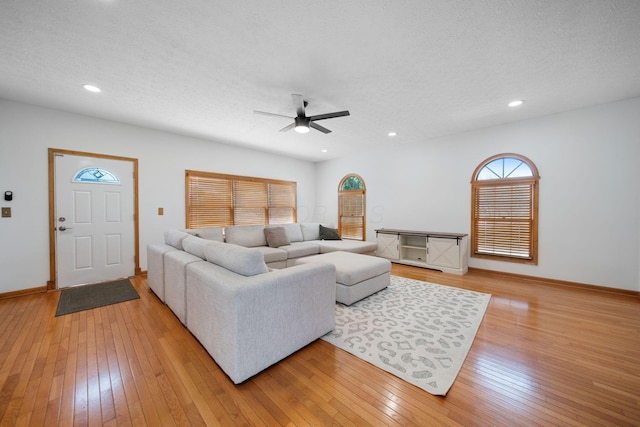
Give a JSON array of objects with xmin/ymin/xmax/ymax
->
[{"xmin": 2, "ymin": 0, "xmax": 640, "ymax": 161}]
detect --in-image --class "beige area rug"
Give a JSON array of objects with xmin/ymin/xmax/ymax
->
[{"xmin": 321, "ymin": 276, "xmax": 491, "ymax": 395}]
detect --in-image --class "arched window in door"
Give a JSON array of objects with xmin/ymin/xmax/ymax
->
[
  {"xmin": 73, "ymin": 167, "xmax": 120, "ymax": 184},
  {"xmin": 338, "ymin": 174, "xmax": 366, "ymax": 240}
]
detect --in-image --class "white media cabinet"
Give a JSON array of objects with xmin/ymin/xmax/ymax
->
[{"xmin": 375, "ymin": 229, "xmax": 468, "ymax": 275}]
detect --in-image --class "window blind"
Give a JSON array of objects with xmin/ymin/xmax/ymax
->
[
  {"xmin": 186, "ymin": 175, "xmax": 232, "ymax": 228},
  {"xmin": 186, "ymin": 171, "xmax": 296, "ymax": 228},
  {"xmin": 233, "ymin": 180, "xmax": 267, "ymax": 225},
  {"xmin": 268, "ymin": 182, "xmax": 296, "ymax": 224},
  {"xmin": 339, "ymin": 191, "xmax": 365, "ymax": 240},
  {"xmin": 472, "ymin": 180, "xmax": 535, "ymax": 260}
]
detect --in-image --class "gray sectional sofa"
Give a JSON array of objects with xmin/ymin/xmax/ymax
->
[{"xmin": 146, "ymin": 223, "xmax": 377, "ymax": 384}]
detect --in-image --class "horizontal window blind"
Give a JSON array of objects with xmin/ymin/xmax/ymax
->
[
  {"xmin": 269, "ymin": 183, "xmax": 296, "ymax": 224},
  {"xmin": 186, "ymin": 175, "xmax": 232, "ymax": 228},
  {"xmin": 472, "ymin": 181, "xmax": 535, "ymax": 260},
  {"xmin": 186, "ymin": 171, "xmax": 296, "ymax": 229},
  {"xmin": 339, "ymin": 191, "xmax": 365, "ymax": 240},
  {"xmin": 233, "ymin": 180, "xmax": 267, "ymax": 225}
]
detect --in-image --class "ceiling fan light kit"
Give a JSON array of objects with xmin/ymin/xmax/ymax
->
[
  {"xmin": 294, "ymin": 117, "xmax": 310, "ymax": 133},
  {"xmin": 255, "ymin": 94, "xmax": 350, "ymax": 134}
]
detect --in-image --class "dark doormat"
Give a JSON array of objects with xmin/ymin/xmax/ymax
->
[{"xmin": 55, "ymin": 278, "xmax": 140, "ymax": 316}]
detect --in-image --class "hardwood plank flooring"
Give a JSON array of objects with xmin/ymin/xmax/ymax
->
[{"xmin": 0, "ymin": 265, "xmax": 638, "ymax": 426}]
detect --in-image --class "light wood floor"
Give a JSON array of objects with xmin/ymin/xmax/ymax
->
[{"xmin": 1, "ymin": 266, "xmax": 638, "ymax": 426}]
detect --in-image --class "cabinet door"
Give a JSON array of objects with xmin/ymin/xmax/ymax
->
[
  {"xmin": 427, "ymin": 237, "xmax": 460, "ymax": 269},
  {"xmin": 376, "ymin": 233, "xmax": 399, "ymax": 259}
]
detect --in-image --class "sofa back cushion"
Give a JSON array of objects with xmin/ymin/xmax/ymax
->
[
  {"xmin": 182, "ymin": 236, "xmax": 214, "ymax": 259},
  {"xmin": 300, "ymin": 223, "xmax": 321, "ymax": 241},
  {"xmin": 164, "ymin": 229, "xmax": 192, "ymax": 249},
  {"xmin": 204, "ymin": 241, "xmax": 269, "ymax": 276},
  {"xmin": 224, "ymin": 225, "xmax": 267, "ymax": 247},
  {"xmin": 184, "ymin": 227, "xmax": 224, "ymax": 242},
  {"xmin": 266, "ymin": 223, "xmax": 303, "ymax": 242},
  {"xmin": 282, "ymin": 223, "xmax": 303, "ymax": 242}
]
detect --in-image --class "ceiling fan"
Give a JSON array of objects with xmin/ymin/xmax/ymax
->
[{"xmin": 254, "ymin": 94, "xmax": 350, "ymax": 134}]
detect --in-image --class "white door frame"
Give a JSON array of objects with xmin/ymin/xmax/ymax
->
[{"xmin": 48, "ymin": 148, "xmax": 140, "ymax": 290}]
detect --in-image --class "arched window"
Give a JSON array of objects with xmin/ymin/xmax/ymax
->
[
  {"xmin": 471, "ymin": 154, "xmax": 540, "ymax": 264},
  {"xmin": 338, "ymin": 174, "xmax": 366, "ymax": 240},
  {"xmin": 73, "ymin": 167, "xmax": 120, "ymax": 184}
]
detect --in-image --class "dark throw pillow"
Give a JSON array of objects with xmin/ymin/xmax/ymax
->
[
  {"xmin": 264, "ymin": 226, "xmax": 290, "ymax": 248},
  {"xmin": 319, "ymin": 225, "xmax": 342, "ymax": 240}
]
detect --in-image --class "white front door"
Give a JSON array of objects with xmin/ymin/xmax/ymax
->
[{"xmin": 54, "ymin": 153, "xmax": 135, "ymax": 288}]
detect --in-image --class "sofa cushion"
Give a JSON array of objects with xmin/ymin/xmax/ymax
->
[
  {"xmin": 319, "ymin": 225, "xmax": 342, "ymax": 240},
  {"xmin": 185, "ymin": 227, "xmax": 224, "ymax": 242},
  {"xmin": 182, "ymin": 236, "xmax": 214, "ymax": 259},
  {"xmin": 164, "ymin": 229, "xmax": 191, "ymax": 249},
  {"xmin": 224, "ymin": 225, "xmax": 267, "ymax": 247},
  {"xmin": 253, "ymin": 246, "xmax": 288, "ymax": 263},
  {"xmin": 204, "ymin": 241, "xmax": 269, "ymax": 276},
  {"xmin": 300, "ymin": 223, "xmax": 321, "ymax": 241},
  {"xmin": 266, "ymin": 223, "xmax": 303, "ymax": 243},
  {"xmin": 281, "ymin": 223, "xmax": 304, "ymax": 242},
  {"xmin": 281, "ymin": 242, "xmax": 320, "ymax": 259},
  {"xmin": 315, "ymin": 239, "xmax": 378, "ymax": 254},
  {"xmin": 264, "ymin": 226, "xmax": 290, "ymax": 248}
]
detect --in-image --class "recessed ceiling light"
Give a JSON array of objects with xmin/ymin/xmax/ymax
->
[
  {"xmin": 83, "ymin": 84, "xmax": 102, "ymax": 93},
  {"xmin": 388, "ymin": 132, "xmax": 397, "ymax": 137},
  {"xmin": 321, "ymin": 149, "xmax": 328, "ymax": 153},
  {"xmin": 508, "ymin": 100, "xmax": 524, "ymax": 107}
]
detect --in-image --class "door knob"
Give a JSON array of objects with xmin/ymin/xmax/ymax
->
[{"xmin": 58, "ymin": 226, "xmax": 72, "ymax": 231}]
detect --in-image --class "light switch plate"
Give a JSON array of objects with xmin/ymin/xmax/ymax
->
[{"xmin": 1, "ymin": 207, "xmax": 11, "ymax": 218}]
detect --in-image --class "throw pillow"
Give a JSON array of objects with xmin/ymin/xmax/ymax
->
[
  {"xmin": 264, "ymin": 227, "xmax": 290, "ymax": 248},
  {"xmin": 319, "ymin": 225, "xmax": 342, "ymax": 240}
]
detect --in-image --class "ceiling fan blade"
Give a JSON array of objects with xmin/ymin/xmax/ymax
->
[
  {"xmin": 279, "ymin": 122, "xmax": 296, "ymax": 132},
  {"xmin": 292, "ymin": 94, "xmax": 306, "ymax": 117},
  {"xmin": 309, "ymin": 122, "xmax": 332, "ymax": 134},
  {"xmin": 254, "ymin": 110, "xmax": 293, "ymax": 119},
  {"xmin": 308, "ymin": 110, "xmax": 350, "ymax": 121}
]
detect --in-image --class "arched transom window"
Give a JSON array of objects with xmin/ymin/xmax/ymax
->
[
  {"xmin": 73, "ymin": 167, "xmax": 120, "ymax": 184},
  {"xmin": 471, "ymin": 154, "xmax": 540, "ymax": 264},
  {"xmin": 338, "ymin": 174, "xmax": 366, "ymax": 241}
]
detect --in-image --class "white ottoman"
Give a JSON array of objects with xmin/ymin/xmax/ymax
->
[{"xmin": 295, "ymin": 251, "xmax": 391, "ymax": 305}]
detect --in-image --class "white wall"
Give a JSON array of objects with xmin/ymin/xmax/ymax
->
[
  {"xmin": 316, "ymin": 97, "xmax": 640, "ymax": 291},
  {"xmin": 2, "ymin": 97, "xmax": 639, "ymax": 293},
  {"xmin": 0, "ymin": 99, "xmax": 317, "ymax": 294}
]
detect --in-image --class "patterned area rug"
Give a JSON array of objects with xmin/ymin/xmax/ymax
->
[{"xmin": 321, "ymin": 275, "xmax": 491, "ymax": 395}]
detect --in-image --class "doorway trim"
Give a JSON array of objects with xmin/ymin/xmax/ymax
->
[{"xmin": 48, "ymin": 148, "xmax": 140, "ymax": 290}]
